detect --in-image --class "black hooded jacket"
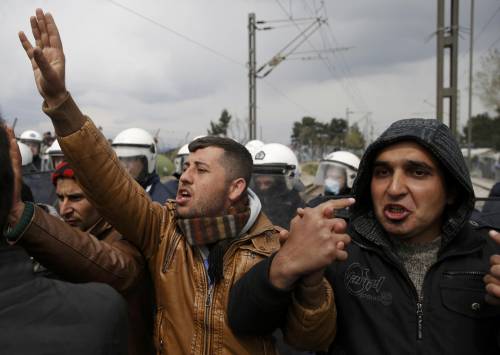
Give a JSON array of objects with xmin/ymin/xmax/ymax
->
[
  {"xmin": 228, "ymin": 119, "xmax": 500, "ymax": 355},
  {"xmin": 252, "ymin": 177, "xmax": 305, "ymax": 230}
]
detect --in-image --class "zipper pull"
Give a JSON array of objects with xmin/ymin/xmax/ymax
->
[
  {"xmin": 206, "ymin": 285, "xmax": 214, "ymax": 307},
  {"xmin": 416, "ymin": 301, "xmax": 424, "ymax": 340}
]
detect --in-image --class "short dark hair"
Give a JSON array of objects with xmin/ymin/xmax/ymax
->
[
  {"xmin": 188, "ymin": 136, "xmax": 253, "ymax": 187},
  {"xmin": 0, "ymin": 120, "xmax": 14, "ymax": 234}
]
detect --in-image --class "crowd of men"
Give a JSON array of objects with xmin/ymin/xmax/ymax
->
[{"xmin": 1, "ymin": 8, "xmax": 500, "ymax": 355}]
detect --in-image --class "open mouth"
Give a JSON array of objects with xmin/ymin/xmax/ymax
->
[
  {"xmin": 383, "ymin": 204, "xmax": 410, "ymax": 221},
  {"xmin": 176, "ymin": 188, "xmax": 192, "ymax": 205}
]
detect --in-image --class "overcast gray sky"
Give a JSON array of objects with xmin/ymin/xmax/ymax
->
[{"xmin": 1, "ymin": 0, "xmax": 499, "ymax": 150}]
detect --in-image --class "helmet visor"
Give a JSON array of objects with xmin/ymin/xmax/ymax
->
[{"xmin": 314, "ymin": 161, "xmax": 347, "ymax": 189}]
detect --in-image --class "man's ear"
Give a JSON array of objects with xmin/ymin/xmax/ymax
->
[{"xmin": 228, "ymin": 177, "xmax": 247, "ymax": 203}]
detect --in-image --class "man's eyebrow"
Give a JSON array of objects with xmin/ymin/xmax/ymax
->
[
  {"xmin": 373, "ymin": 161, "xmax": 390, "ymax": 167},
  {"xmin": 405, "ymin": 160, "xmax": 434, "ymax": 171},
  {"xmin": 67, "ymin": 192, "xmax": 85, "ymax": 198},
  {"xmin": 193, "ymin": 161, "xmax": 210, "ymax": 169}
]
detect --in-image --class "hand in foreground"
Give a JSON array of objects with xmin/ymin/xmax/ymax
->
[
  {"xmin": 269, "ymin": 198, "xmax": 355, "ymax": 289},
  {"xmin": 5, "ymin": 127, "xmax": 25, "ymax": 228},
  {"xmin": 19, "ymin": 8, "xmax": 67, "ymax": 107},
  {"xmin": 484, "ymin": 230, "xmax": 500, "ymax": 305}
]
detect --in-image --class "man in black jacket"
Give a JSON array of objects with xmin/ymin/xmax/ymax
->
[{"xmin": 228, "ymin": 118, "xmax": 500, "ymax": 355}]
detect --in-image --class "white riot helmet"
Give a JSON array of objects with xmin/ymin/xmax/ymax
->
[
  {"xmin": 253, "ymin": 143, "xmax": 300, "ymax": 191},
  {"xmin": 20, "ymin": 130, "xmax": 42, "ymax": 143},
  {"xmin": 314, "ymin": 150, "xmax": 360, "ymax": 195},
  {"xmin": 112, "ymin": 128, "xmax": 157, "ymax": 174},
  {"xmin": 245, "ymin": 140, "xmax": 265, "ymax": 161},
  {"xmin": 46, "ymin": 139, "xmax": 64, "ymax": 170},
  {"xmin": 174, "ymin": 135, "xmax": 206, "ymax": 177},
  {"xmin": 174, "ymin": 143, "xmax": 189, "ymax": 177},
  {"xmin": 19, "ymin": 130, "xmax": 42, "ymax": 157},
  {"xmin": 18, "ymin": 142, "xmax": 33, "ymax": 166}
]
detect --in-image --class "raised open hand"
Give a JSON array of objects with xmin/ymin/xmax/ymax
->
[{"xmin": 19, "ymin": 8, "xmax": 67, "ymax": 107}]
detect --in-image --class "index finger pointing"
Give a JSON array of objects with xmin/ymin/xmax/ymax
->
[{"xmin": 321, "ymin": 198, "xmax": 356, "ymax": 218}]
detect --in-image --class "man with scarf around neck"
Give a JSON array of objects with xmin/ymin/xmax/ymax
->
[
  {"xmin": 228, "ymin": 118, "xmax": 500, "ymax": 355},
  {"xmin": 16, "ymin": 9, "xmax": 345, "ymax": 354}
]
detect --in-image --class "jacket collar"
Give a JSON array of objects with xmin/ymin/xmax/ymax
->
[
  {"xmin": 351, "ymin": 211, "xmax": 484, "ymax": 257},
  {"xmin": 245, "ymin": 212, "xmax": 276, "ymax": 239}
]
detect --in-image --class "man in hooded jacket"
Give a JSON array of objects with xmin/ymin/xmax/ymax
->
[{"xmin": 228, "ymin": 118, "xmax": 500, "ymax": 355}]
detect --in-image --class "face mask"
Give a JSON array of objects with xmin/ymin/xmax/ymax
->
[{"xmin": 324, "ymin": 178, "xmax": 340, "ymax": 195}]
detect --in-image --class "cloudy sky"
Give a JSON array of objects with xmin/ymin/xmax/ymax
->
[{"xmin": 1, "ymin": 0, "xmax": 499, "ymax": 150}]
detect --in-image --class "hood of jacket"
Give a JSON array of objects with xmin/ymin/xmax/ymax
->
[
  {"xmin": 350, "ymin": 118, "xmax": 475, "ymax": 246},
  {"xmin": 240, "ymin": 188, "xmax": 262, "ymax": 236}
]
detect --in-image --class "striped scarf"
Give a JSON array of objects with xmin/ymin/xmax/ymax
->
[
  {"xmin": 178, "ymin": 211, "xmax": 250, "ymax": 247},
  {"xmin": 177, "ymin": 196, "xmax": 250, "ymax": 283}
]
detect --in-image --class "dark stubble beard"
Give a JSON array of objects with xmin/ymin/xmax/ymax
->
[{"xmin": 178, "ymin": 184, "xmax": 230, "ymax": 219}]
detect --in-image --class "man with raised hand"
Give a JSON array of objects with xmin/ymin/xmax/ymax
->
[{"xmin": 17, "ymin": 9, "xmax": 352, "ymax": 354}]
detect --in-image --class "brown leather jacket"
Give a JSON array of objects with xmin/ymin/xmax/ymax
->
[
  {"xmin": 44, "ymin": 94, "xmax": 337, "ymax": 354},
  {"xmin": 16, "ymin": 207, "xmax": 155, "ymax": 355}
]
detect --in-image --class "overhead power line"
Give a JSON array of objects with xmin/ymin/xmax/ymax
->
[
  {"xmin": 292, "ymin": 0, "xmax": 371, "ymax": 113},
  {"xmin": 105, "ymin": 0, "xmax": 315, "ymax": 117},
  {"xmin": 475, "ymin": 3, "xmax": 500, "ymax": 43},
  {"xmin": 106, "ymin": 0, "xmax": 243, "ymax": 67}
]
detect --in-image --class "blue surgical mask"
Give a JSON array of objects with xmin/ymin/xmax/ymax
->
[{"xmin": 324, "ymin": 178, "xmax": 340, "ymax": 195}]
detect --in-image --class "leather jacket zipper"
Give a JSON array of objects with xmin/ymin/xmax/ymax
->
[
  {"xmin": 203, "ymin": 284, "xmax": 215, "ymax": 354},
  {"xmin": 197, "ymin": 247, "xmax": 214, "ymax": 355},
  {"xmin": 199, "ymin": 229, "xmax": 274, "ymax": 354}
]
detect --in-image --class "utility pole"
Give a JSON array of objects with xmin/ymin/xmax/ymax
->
[
  {"xmin": 345, "ymin": 107, "xmax": 354, "ymax": 133},
  {"xmin": 248, "ymin": 13, "xmax": 257, "ymax": 140},
  {"xmin": 247, "ymin": 14, "xmax": 331, "ymax": 141},
  {"xmin": 467, "ymin": 0, "xmax": 474, "ymax": 167},
  {"xmin": 436, "ymin": 0, "xmax": 459, "ymax": 136}
]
